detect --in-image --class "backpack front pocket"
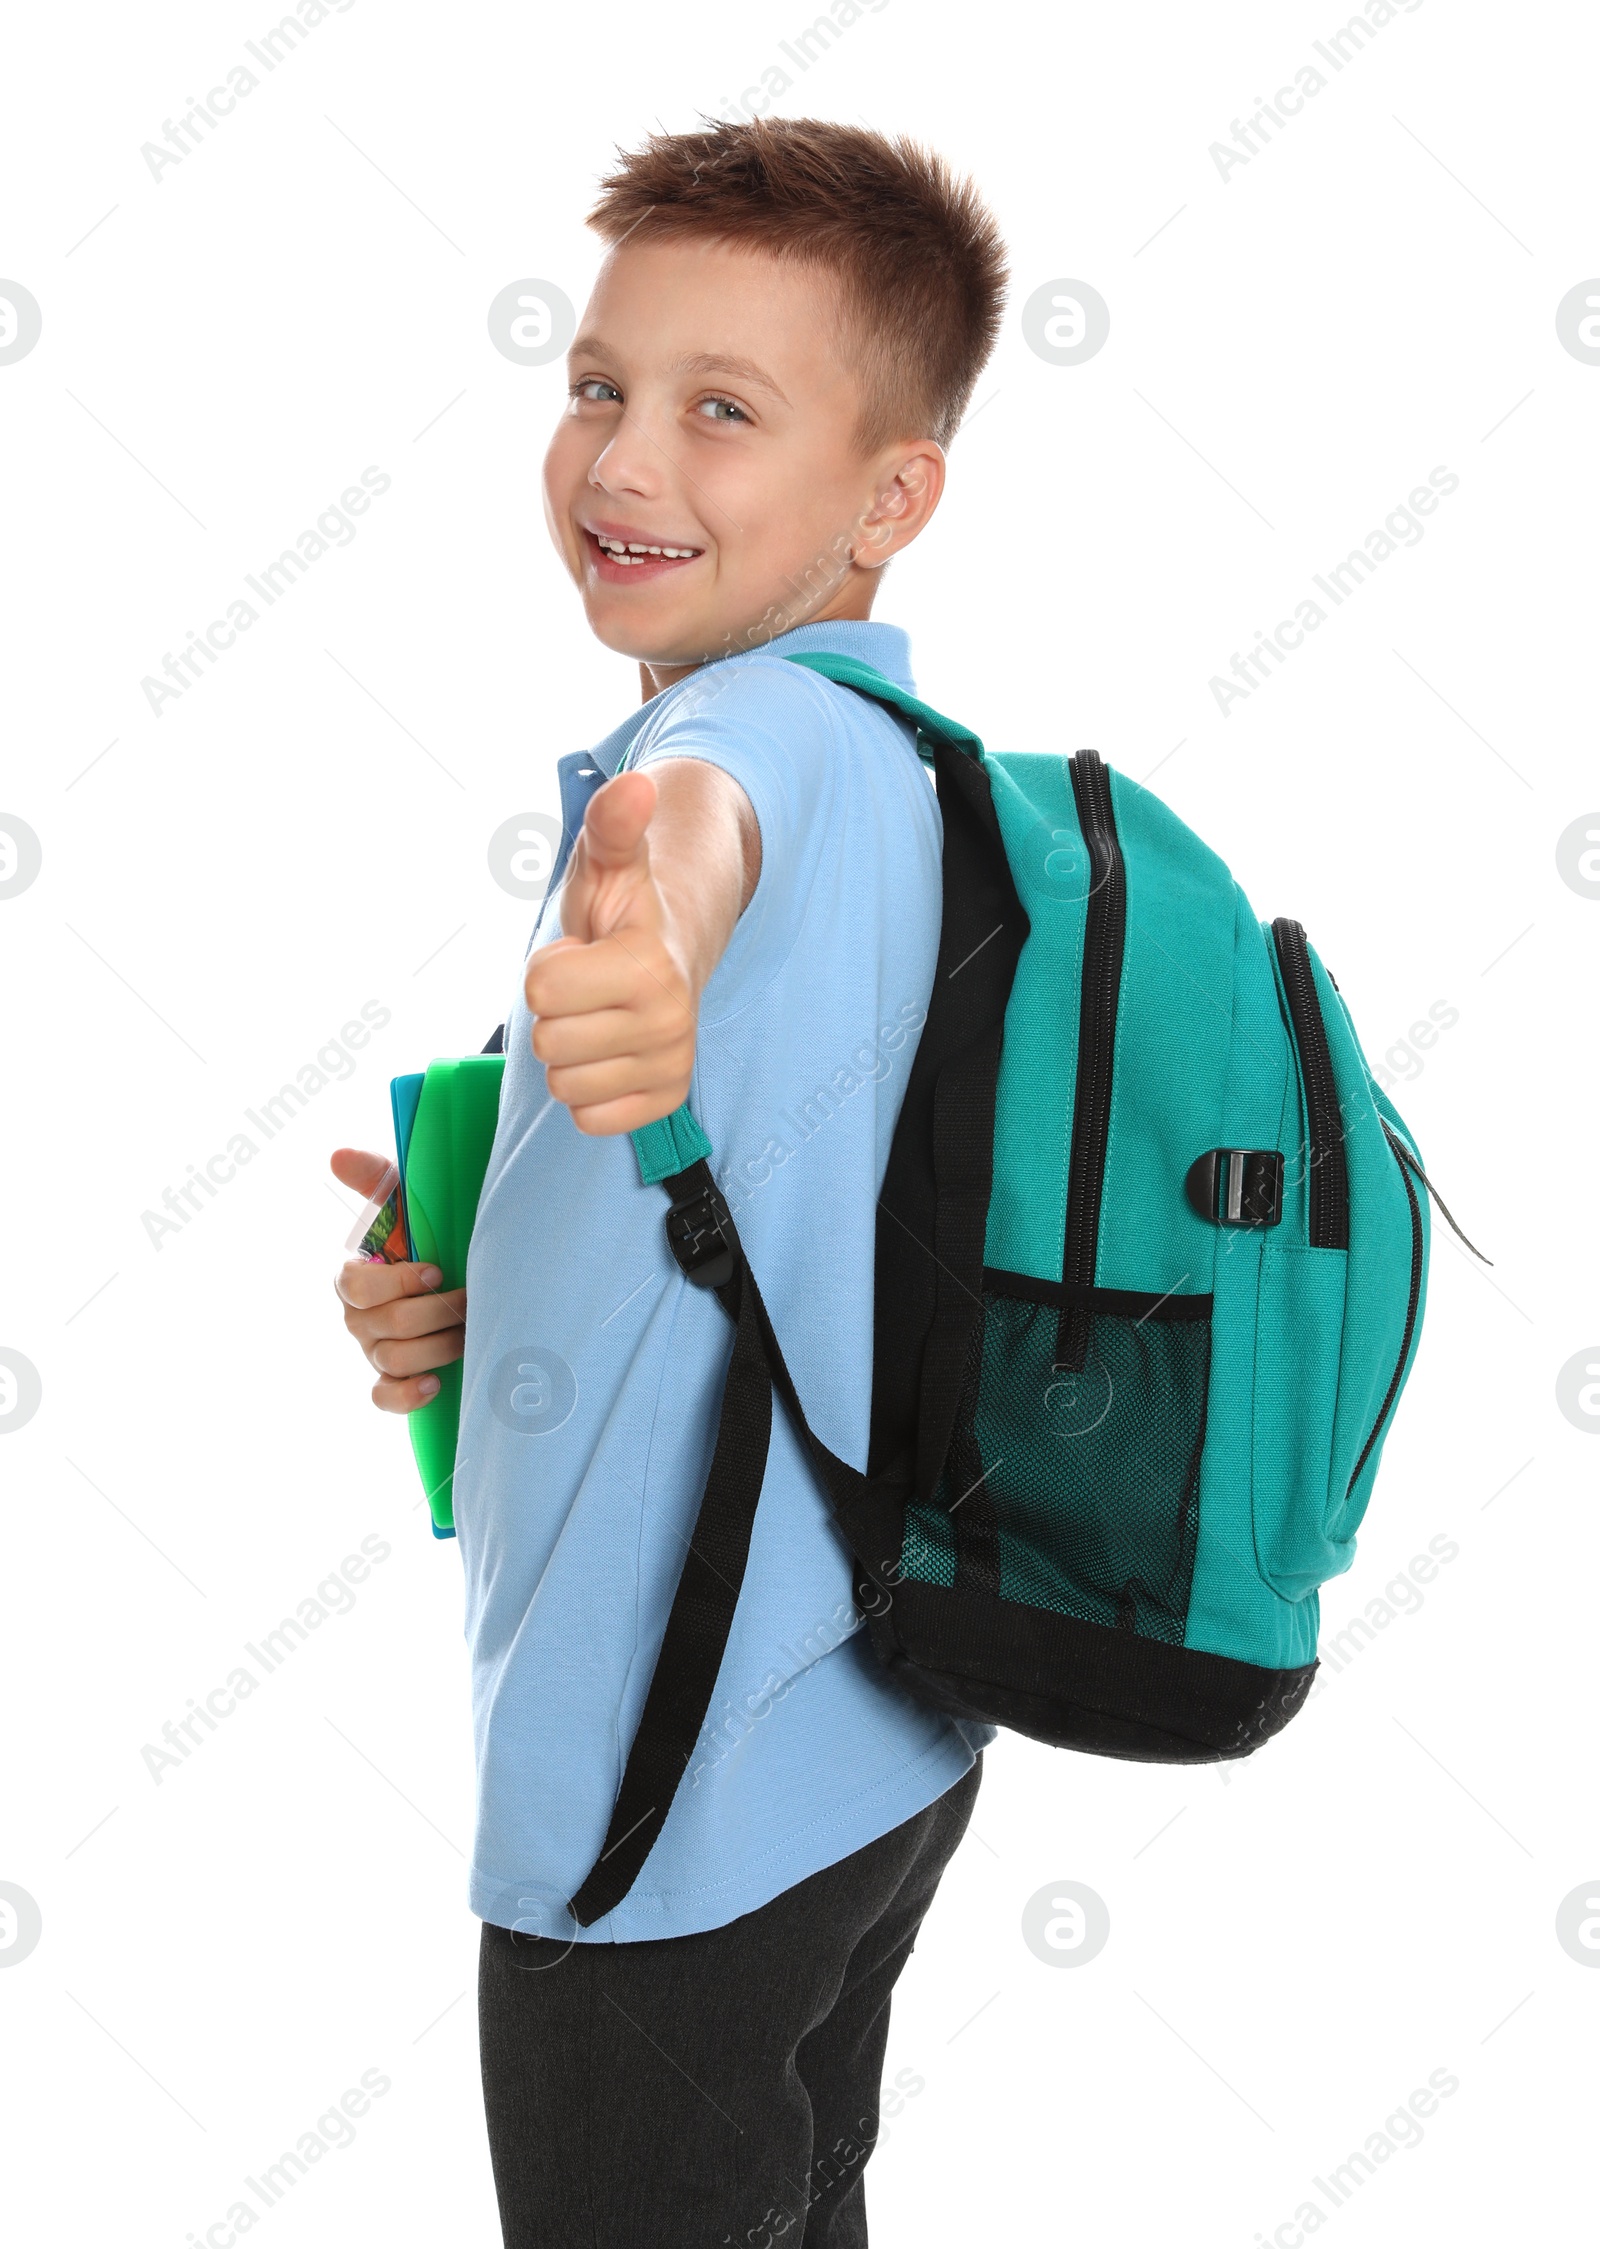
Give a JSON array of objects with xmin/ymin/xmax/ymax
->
[{"xmin": 902, "ymin": 1274, "xmax": 1212, "ymax": 1642}]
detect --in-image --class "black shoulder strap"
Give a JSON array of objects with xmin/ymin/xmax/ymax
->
[{"xmin": 566, "ymin": 1160, "xmax": 891, "ymax": 1927}]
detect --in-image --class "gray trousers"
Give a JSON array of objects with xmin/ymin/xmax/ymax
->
[{"xmin": 477, "ymin": 1757, "xmax": 981, "ymax": 2247}]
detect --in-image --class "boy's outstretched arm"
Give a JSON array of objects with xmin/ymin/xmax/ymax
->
[
  {"xmin": 527, "ymin": 758, "xmax": 761, "ymax": 1137},
  {"xmin": 329, "ymin": 758, "xmax": 755, "ymax": 1419}
]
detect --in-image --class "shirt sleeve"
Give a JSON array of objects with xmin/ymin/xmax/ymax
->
[{"xmin": 626, "ymin": 655, "xmax": 864, "ymax": 1016}]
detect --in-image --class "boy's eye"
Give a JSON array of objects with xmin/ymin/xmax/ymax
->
[
  {"xmin": 693, "ymin": 394, "xmax": 750, "ymax": 425},
  {"xmin": 570, "ymin": 378, "xmax": 621, "ymax": 406}
]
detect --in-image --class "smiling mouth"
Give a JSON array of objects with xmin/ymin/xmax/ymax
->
[{"xmin": 585, "ymin": 527, "xmax": 705, "ymax": 576}]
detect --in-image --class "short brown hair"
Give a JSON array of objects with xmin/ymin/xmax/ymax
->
[{"xmin": 587, "ymin": 117, "xmax": 1008, "ymax": 453}]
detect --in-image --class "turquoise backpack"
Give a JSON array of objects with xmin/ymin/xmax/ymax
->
[{"xmin": 548, "ymin": 652, "xmax": 1476, "ymax": 1926}]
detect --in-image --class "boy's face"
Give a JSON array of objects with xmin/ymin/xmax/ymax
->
[{"xmin": 543, "ymin": 237, "xmax": 932, "ymax": 672}]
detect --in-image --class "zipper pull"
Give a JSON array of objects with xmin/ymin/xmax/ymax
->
[{"xmin": 1382, "ymin": 1123, "xmax": 1491, "ymax": 1265}]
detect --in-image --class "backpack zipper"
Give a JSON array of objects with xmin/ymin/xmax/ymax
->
[
  {"xmin": 1056, "ymin": 751, "xmax": 1127, "ymax": 1372},
  {"xmin": 1344, "ymin": 1122, "xmax": 1425, "ymax": 1499},
  {"xmin": 1270, "ymin": 918, "xmax": 1349, "ymax": 1250}
]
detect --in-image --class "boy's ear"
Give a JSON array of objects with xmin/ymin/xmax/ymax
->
[{"xmin": 852, "ymin": 440, "xmax": 946, "ymax": 571}]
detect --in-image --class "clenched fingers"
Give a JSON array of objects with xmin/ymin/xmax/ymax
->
[
  {"xmin": 336, "ymin": 1256, "xmax": 444, "ymax": 1313},
  {"xmin": 344, "ymin": 1283, "xmax": 467, "ymax": 1351},
  {"xmin": 367, "ymin": 1323, "xmax": 467, "ymax": 1382},
  {"xmin": 369, "ymin": 1353, "xmax": 464, "ymax": 1416}
]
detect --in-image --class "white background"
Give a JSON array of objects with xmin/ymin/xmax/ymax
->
[{"xmin": 2, "ymin": 0, "xmax": 1596, "ymax": 2242}]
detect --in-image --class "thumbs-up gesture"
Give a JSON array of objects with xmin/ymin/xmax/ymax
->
[{"xmin": 524, "ymin": 759, "xmax": 759, "ymax": 1137}]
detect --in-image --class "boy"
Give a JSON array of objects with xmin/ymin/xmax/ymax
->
[{"xmin": 333, "ymin": 117, "xmax": 1007, "ymax": 2246}]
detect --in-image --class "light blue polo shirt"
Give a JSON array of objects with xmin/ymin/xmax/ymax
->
[{"xmin": 455, "ymin": 619, "xmax": 991, "ymax": 1943}]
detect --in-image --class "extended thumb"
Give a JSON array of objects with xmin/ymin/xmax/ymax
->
[{"xmin": 578, "ymin": 768, "xmax": 657, "ymax": 871}]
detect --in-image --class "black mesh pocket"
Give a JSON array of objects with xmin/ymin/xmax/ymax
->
[{"xmin": 903, "ymin": 1274, "xmax": 1212, "ymax": 1643}]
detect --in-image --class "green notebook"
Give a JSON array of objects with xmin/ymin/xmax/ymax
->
[
  {"xmin": 392, "ymin": 1049, "xmax": 711, "ymax": 1537},
  {"xmin": 398, "ymin": 1055, "xmax": 506, "ymax": 1537}
]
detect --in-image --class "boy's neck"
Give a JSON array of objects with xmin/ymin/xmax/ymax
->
[{"xmin": 638, "ymin": 575, "xmax": 880, "ymax": 703}]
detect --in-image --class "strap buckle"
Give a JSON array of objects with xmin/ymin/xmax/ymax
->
[
  {"xmin": 665, "ymin": 1184, "xmax": 739, "ymax": 1289},
  {"xmin": 1185, "ymin": 1148, "xmax": 1284, "ymax": 1228}
]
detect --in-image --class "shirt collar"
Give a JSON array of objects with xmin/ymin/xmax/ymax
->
[{"xmin": 585, "ymin": 619, "xmax": 916, "ymax": 777}]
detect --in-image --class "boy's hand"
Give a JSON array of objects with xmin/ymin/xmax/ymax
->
[
  {"xmin": 526, "ymin": 760, "xmax": 757, "ymax": 1137},
  {"xmin": 330, "ymin": 1147, "xmax": 466, "ymax": 1413}
]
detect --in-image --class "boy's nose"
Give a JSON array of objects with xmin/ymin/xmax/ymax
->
[{"xmin": 589, "ymin": 414, "xmax": 669, "ymax": 501}]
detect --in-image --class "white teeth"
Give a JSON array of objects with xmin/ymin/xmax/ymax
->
[{"xmin": 593, "ymin": 532, "xmax": 700, "ymax": 563}]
